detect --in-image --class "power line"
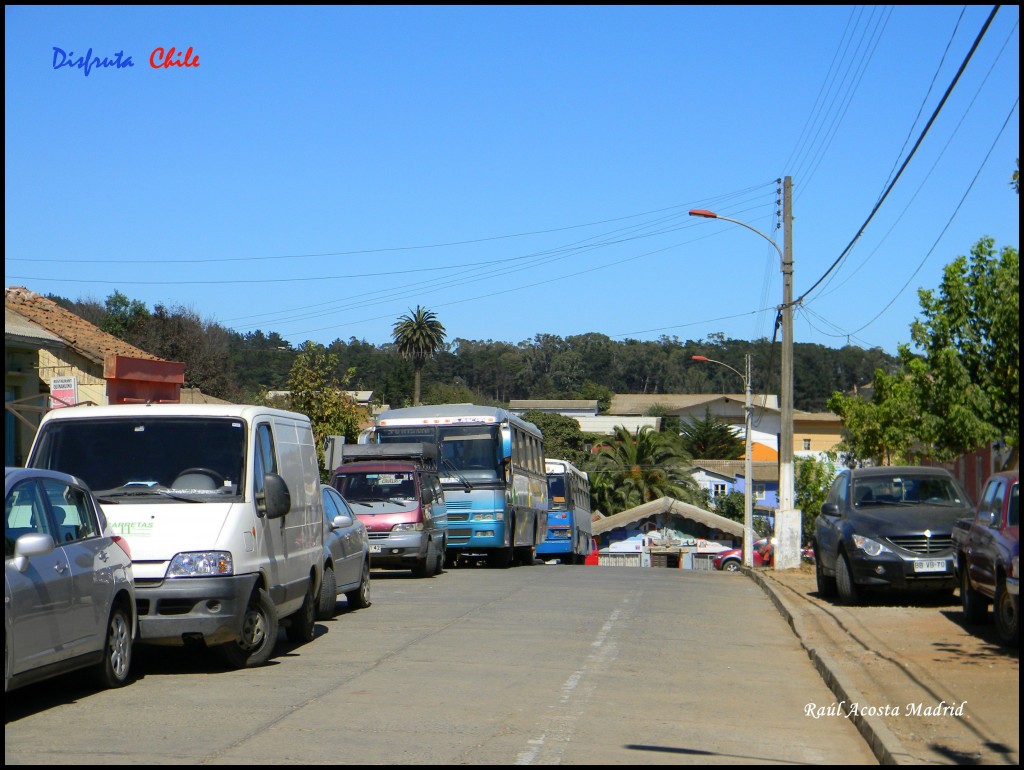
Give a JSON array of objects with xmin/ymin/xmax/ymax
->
[
  {"xmin": 847, "ymin": 97, "xmax": 1018, "ymax": 337},
  {"xmin": 794, "ymin": 4, "xmax": 1001, "ymax": 308}
]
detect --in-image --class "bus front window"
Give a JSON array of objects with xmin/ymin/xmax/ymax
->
[{"xmin": 439, "ymin": 426, "xmax": 500, "ymax": 480}]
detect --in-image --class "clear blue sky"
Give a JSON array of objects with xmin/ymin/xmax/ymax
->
[{"xmin": 5, "ymin": 5, "xmax": 1019, "ymax": 356}]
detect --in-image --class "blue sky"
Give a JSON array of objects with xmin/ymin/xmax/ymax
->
[{"xmin": 5, "ymin": 5, "xmax": 1019, "ymax": 356}]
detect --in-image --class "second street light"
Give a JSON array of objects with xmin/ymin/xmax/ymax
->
[
  {"xmin": 689, "ymin": 183, "xmax": 799, "ymax": 570},
  {"xmin": 692, "ymin": 353, "xmax": 754, "ymax": 569}
]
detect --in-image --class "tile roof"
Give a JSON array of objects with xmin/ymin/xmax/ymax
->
[
  {"xmin": 5, "ymin": 286, "xmax": 165, "ymax": 365},
  {"xmin": 592, "ymin": 497, "xmax": 743, "ymax": 538},
  {"xmin": 5, "ymin": 308, "xmax": 64, "ymax": 346},
  {"xmin": 693, "ymin": 459, "xmax": 779, "ymax": 482},
  {"xmin": 510, "ymin": 399, "xmax": 599, "ymax": 413},
  {"xmin": 610, "ymin": 393, "xmax": 780, "ymax": 414}
]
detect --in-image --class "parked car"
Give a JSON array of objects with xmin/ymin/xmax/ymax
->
[
  {"xmin": 5, "ymin": 467, "xmax": 136, "ymax": 692},
  {"xmin": 952, "ymin": 470, "xmax": 1018, "ymax": 645},
  {"xmin": 318, "ymin": 485, "xmax": 372, "ymax": 620},
  {"xmin": 713, "ymin": 539, "xmax": 773, "ymax": 571},
  {"xmin": 813, "ymin": 466, "xmax": 973, "ymax": 605}
]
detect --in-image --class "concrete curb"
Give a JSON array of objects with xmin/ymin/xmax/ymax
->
[{"xmin": 748, "ymin": 568, "xmax": 917, "ymax": 765}]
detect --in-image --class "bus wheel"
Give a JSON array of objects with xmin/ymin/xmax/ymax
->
[
  {"xmin": 488, "ymin": 547, "xmax": 513, "ymax": 568},
  {"xmin": 514, "ymin": 545, "xmax": 536, "ymax": 566}
]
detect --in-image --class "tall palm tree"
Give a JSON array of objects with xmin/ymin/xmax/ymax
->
[
  {"xmin": 588, "ymin": 425, "xmax": 698, "ymax": 514},
  {"xmin": 392, "ymin": 305, "xmax": 447, "ymax": 405}
]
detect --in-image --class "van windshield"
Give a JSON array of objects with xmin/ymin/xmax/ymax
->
[{"xmin": 30, "ymin": 417, "xmax": 246, "ymax": 501}]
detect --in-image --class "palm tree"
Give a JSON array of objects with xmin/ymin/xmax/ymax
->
[
  {"xmin": 392, "ymin": 305, "xmax": 447, "ymax": 405},
  {"xmin": 678, "ymin": 407, "xmax": 745, "ymax": 459},
  {"xmin": 587, "ymin": 425, "xmax": 698, "ymax": 515}
]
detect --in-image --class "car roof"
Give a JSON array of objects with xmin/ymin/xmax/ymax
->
[
  {"xmin": 5, "ymin": 466, "xmax": 89, "ymax": 489},
  {"xmin": 845, "ymin": 465, "xmax": 956, "ymax": 478},
  {"xmin": 333, "ymin": 462, "xmax": 425, "ymax": 472}
]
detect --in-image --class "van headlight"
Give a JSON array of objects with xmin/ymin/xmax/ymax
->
[
  {"xmin": 851, "ymin": 535, "xmax": 891, "ymax": 557},
  {"xmin": 392, "ymin": 523, "xmax": 424, "ymax": 532},
  {"xmin": 167, "ymin": 551, "xmax": 233, "ymax": 577}
]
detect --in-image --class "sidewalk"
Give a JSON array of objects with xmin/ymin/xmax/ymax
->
[{"xmin": 749, "ymin": 564, "xmax": 1019, "ymax": 765}]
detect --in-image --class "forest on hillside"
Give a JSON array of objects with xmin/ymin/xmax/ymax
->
[{"xmin": 49, "ymin": 293, "xmax": 898, "ymax": 412}]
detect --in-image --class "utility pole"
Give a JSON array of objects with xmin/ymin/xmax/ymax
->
[{"xmin": 776, "ymin": 176, "xmax": 800, "ymax": 569}]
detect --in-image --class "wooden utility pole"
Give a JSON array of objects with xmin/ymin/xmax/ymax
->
[{"xmin": 776, "ymin": 175, "xmax": 800, "ymax": 569}]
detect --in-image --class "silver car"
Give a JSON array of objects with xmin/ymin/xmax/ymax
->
[
  {"xmin": 317, "ymin": 484, "xmax": 371, "ymax": 620},
  {"xmin": 5, "ymin": 467, "xmax": 136, "ymax": 692}
]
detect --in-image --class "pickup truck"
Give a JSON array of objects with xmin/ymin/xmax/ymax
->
[{"xmin": 953, "ymin": 469, "xmax": 1019, "ymax": 645}]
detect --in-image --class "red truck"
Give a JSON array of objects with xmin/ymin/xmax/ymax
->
[{"xmin": 952, "ymin": 469, "xmax": 1019, "ymax": 645}]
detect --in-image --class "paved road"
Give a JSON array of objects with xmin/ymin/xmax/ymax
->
[{"xmin": 5, "ymin": 564, "xmax": 875, "ymax": 765}]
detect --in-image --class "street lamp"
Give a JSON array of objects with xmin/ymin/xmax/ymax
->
[
  {"xmin": 692, "ymin": 354, "xmax": 754, "ymax": 568},
  {"xmin": 690, "ymin": 187, "xmax": 798, "ymax": 570}
]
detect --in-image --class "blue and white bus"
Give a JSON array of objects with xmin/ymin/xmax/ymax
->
[
  {"xmin": 538, "ymin": 459, "xmax": 594, "ymax": 564},
  {"xmin": 367, "ymin": 404, "xmax": 548, "ymax": 568}
]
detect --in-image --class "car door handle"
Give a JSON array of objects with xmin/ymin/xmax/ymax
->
[
  {"xmin": 98, "ymin": 551, "xmax": 109, "ymax": 562},
  {"xmin": 53, "ymin": 562, "xmax": 67, "ymax": 574}
]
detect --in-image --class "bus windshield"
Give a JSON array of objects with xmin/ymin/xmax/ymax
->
[{"xmin": 438, "ymin": 425, "xmax": 501, "ymax": 481}]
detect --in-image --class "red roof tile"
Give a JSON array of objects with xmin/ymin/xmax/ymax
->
[{"xmin": 5, "ymin": 286, "xmax": 167, "ymax": 365}]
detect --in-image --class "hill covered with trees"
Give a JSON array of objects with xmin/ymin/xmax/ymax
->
[{"xmin": 48, "ymin": 292, "xmax": 898, "ymax": 412}]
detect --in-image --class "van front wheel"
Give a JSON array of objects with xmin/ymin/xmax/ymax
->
[{"xmin": 221, "ymin": 588, "xmax": 278, "ymax": 668}]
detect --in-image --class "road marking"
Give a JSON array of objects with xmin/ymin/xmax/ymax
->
[{"xmin": 516, "ymin": 599, "xmax": 630, "ymax": 765}]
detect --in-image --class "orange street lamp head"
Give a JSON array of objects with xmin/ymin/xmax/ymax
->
[{"xmin": 688, "ymin": 209, "xmax": 718, "ymax": 218}]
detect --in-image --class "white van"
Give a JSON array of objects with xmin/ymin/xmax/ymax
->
[{"xmin": 27, "ymin": 404, "xmax": 323, "ymax": 668}]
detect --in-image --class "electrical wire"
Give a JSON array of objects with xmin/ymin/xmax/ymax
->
[{"xmin": 794, "ymin": 4, "xmax": 1001, "ymax": 309}]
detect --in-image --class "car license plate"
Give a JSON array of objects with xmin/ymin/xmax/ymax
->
[
  {"xmin": 913, "ymin": 559, "xmax": 946, "ymax": 573},
  {"xmin": 369, "ymin": 544, "xmax": 381, "ymax": 553}
]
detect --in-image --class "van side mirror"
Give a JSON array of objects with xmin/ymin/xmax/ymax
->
[
  {"xmin": 261, "ymin": 473, "xmax": 291, "ymax": 519},
  {"xmin": 820, "ymin": 502, "xmax": 840, "ymax": 517}
]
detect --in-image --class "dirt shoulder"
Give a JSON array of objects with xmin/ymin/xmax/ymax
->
[{"xmin": 750, "ymin": 563, "xmax": 1019, "ymax": 765}]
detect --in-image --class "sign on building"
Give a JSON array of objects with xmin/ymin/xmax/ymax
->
[{"xmin": 49, "ymin": 376, "xmax": 79, "ymax": 409}]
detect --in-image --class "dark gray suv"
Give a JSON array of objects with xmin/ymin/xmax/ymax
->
[{"xmin": 813, "ymin": 466, "xmax": 973, "ymax": 604}]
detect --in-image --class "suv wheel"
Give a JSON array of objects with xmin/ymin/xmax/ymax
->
[
  {"xmin": 815, "ymin": 547, "xmax": 837, "ymax": 598},
  {"xmin": 835, "ymin": 552, "xmax": 863, "ymax": 605}
]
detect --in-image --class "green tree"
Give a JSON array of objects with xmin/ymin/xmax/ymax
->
[
  {"xmin": 574, "ymin": 380, "xmax": 613, "ymax": 414},
  {"xmin": 677, "ymin": 407, "xmax": 745, "ymax": 459},
  {"xmin": 286, "ymin": 341, "xmax": 362, "ymax": 479},
  {"xmin": 900, "ymin": 237, "xmax": 1019, "ymax": 469},
  {"xmin": 587, "ymin": 425, "xmax": 698, "ymax": 515},
  {"xmin": 826, "ymin": 368, "xmax": 920, "ymax": 466},
  {"xmin": 392, "ymin": 305, "xmax": 447, "ymax": 406},
  {"xmin": 521, "ymin": 410, "xmax": 589, "ymax": 467},
  {"xmin": 644, "ymin": 403, "xmax": 682, "ymax": 435},
  {"xmin": 101, "ymin": 290, "xmax": 149, "ymax": 340},
  {"xmin": 712, "ymin": 491, "xmax": 745, "ymax": 524},
  {"xmin": 132, "ymin": 303, "xmax": 237, "ymax": 400},
  {"xmin": 795, "ymin": 453, "xmax": 837, "ymax": 545}
]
